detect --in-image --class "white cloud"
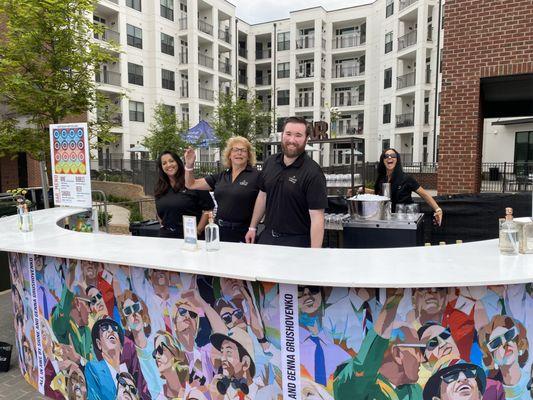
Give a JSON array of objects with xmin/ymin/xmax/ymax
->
[{"xmin": 231, "ymin": 0, "xmax": 374, "ymax": 24}]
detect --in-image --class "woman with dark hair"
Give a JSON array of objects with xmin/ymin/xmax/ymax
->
[
  {"xmin": 155, "ymin": 151, "xmax": 214, "ymax": 239},
  {"xmin": 373, "ymin": 148, "xmax": 443, "ymax": 225}
]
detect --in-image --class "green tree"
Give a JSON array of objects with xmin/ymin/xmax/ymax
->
[
  {"xmin": 142, "ymin": 104, "xmax": 190, "ymax": 159},
  {"xmin": 213, "ymin": 92, "xmax": 273, "ymax": 147},
  {"xmin": 0, "ymin": 0, "xmax": 120, "ymax": 207}
]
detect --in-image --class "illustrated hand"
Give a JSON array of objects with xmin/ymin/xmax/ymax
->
[{"xmin": 184, "ymin": 147, "xmax": 196, "ymax": 169}]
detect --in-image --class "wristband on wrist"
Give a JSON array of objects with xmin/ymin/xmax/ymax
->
[
  {"xmin": 248, "ymin": 227, "xmax": 257, "ymax": 231},
  {"xmin": 184, "ymin": 166, "xmax": 194, "ymax": 171}
]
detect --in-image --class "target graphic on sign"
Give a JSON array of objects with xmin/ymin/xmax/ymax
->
[{"xmin": 51, "ymin": 127, "xmax": 87, "ymax": 175}]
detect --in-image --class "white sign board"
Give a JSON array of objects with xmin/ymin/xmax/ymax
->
[{"xmin": 49, "ymin": 123, "xmax": 92, "ymax": 208}]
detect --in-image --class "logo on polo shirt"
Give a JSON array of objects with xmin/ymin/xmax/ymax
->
[
  {"xmin": 288, "ymin": 175, "xmax": 298, "ymax": 184},
  {"xmin": 239, "ymin": 180, "xmax": 249, "ymax": 186}
]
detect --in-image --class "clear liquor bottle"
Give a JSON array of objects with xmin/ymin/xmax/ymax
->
[
  {"xmin": 205, "ymin": 212, "xmax": 220, "ymax": 251},
  {"xmin": 499, "ymin": 207, "xmax": 519, "ymax": 255}
]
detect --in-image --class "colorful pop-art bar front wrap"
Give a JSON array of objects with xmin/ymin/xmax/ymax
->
[{"xmin": 8, "ymin": 252, "xmax": 533, "ymax": 400}]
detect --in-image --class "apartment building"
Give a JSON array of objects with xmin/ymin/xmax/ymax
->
[{"xmin": 93, "ymin": 0, "xmax": 442, "ymax": 163}]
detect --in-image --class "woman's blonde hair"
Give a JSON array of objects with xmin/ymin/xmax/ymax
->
[{"xmin": 222, "ymin": 136, "xmax": 256, "ymax": 168}]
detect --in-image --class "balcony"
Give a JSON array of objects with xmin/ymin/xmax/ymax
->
[
  {"xmin": 295, "ymin": 69, "xmax": 314, "ymax": 79},
  {"xmin": 333, "ymin": 34, "xmax": 363, "ymax": 49},
  {"xmin": 424, "ymin": 110, "xmax": 430, "ymax": 124},
  {"xmin": 95, "ymin": 70, "xmax": 121, "ymax": 86},
  {"xmin": 97, "ymin": 110, "xmax": 122, "ymax": 126},
  {"xmin": 238, "ymin": 75, "xmax": 247, "ymax": 85},
  {"xmin": 332, "ymin": 65, "xmax": 364, "ymax": 79},
  {"xmin": 296, "ymin": 35, "xmax": 315, "ymax": 49},
  {"xmin": 261, "ymin": 102, "xmax": 271, "ymax": 111},
  {"xmin": 398, "ymin": 30, "xmax": 417, "ymax": 51},
  {"xmin": 338, "ymin": 125, "xmax": 363, "ymax": 136},
  {"xmin": 198, "ymin": 54, "xmax": 214, "ymax": 69},
  {"xmin": 296, "ymin": 96, "xmax": 314, "ymax": 108},
  {"xmin": 180, "ymin": 87, "xmax": 189, "ymax": 98},
  {"xmin": 399, "ymin": 0, "xmax": 417, "ymax": 11},
  {"xmin": 219, "ymin": 29, "xmax": 231, "ymax": 44},
  {"xmin": 396, "ymin": 112, "xmax": 414, "ymax": 127},
  {"xmin": 256, "ymin": 49, "xmax": 272, "ymax": 60},
  {"xmin": 255, "ymin": 76, "xmax": 271, "ymax": 86},
  {"xmin": 179, "ymin": 52, "xmax": 188, "ymax": 64},
  {"xmin": 426, "ymin": 68, "xmax": 431, "ymax": 84},
  {"xmin": 94, "ymin": 26, "xmax": 120, "ymax": 44},
  {"xmin": 198, "ymin": 20, "xmax": 213, "ymax": 36},
  {"xmin": 199, "ymin": 87, "xmax": 214, "ymax": 101},
  {"xmin": 332, "ymin": 94, "xmax": 363, "ymax": 107},
  {"xmin": 219, "ymin": 61, "xmax": 231, "ymax": 75},
  {"xmin": 238, "ymin": 48, "xmax": 247, "ymax": 59},
  {"xmin": 179, "ymin": 17, "xmax": 187, "ymax": 30},
  {"xmin": 397, "ymin": 71, "xmax": 416, "ymax": 89},
  {"xmin": 427, "ymin": 27, "xmax": 433, "ymax": 41}
]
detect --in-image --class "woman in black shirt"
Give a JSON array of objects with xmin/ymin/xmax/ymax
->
[
  {"xmin": 184, "ymin": 136, "xmax": 260, "ymax": 242},
  {"xmin": 155, "ymin": 151, "xmax": 215, "ymax": 239},
  {"xmin": 374, "ymin": 148, "xmax": 443, "ymax": 225}
]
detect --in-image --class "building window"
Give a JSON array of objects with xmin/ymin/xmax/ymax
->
[
  {"xmin": 161, "ymin": 32, "xmax": 174, "ymax": 56},
  {"xmin": 277, "ymin": 62, "xmax": 290, "ymax": 79},
  {"xmin": 163, "ymin": 104, "xmax": 176, "ymax": 115},
  {"xmin": 126, "ymin": 0, "xmax": 141, "ymax": 11},
  {"xmin": 277, "ymin": 32, "xmax": 290, "ymax": 51},
  {"xmin": 384, "ymin": 68, "xmax": 392, "ymax": 89},
  {"xmin": 384, "ymin": 32, "xmax": 393, "ymax": 53},
  {"xmin": 277, "ymin": 90, "xmax": 290, "ymax": 106},
  {"xmin": 127, "ymin": 24, "xmax": 143, "ymax": 49},
  {"xmin": 383, "ymin": 103, "xmax": 391, "ymax": 124},
  {"xmin": 382, "ymin": 139, "xmax": 390, "ymax": 151},
  {"xmin": 276, "ymin": 117, "xmax": 285, "ymax": 132},
  {"xmin": 161, "ymin": 0, "xmax": 174, "ymax": 21},
  {"xmin": 386, "ymin": 0, "xmax": 394, "ymax": 17},
  {"xmin": 129, "ymin": 101, "xmax": 144, "ymax": 122},
  {"xmin": 515, "ymin": 132, "xmax": 533, "ymax": 163},
  {"xmin": 127, "ymin": 63, "xmax": 143, "ymax": 86},
  {"xmin": 161, "ymin": 69, "xmax": 175, "ymax": 90}
]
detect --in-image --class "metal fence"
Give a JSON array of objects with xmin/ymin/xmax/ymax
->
[{"xmin": 91, "ymin": 158, "xmax": 533, "ymax": 195}]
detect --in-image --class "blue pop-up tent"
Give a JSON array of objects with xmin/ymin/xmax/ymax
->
[{"xmin": 184, "ymin": 120, "xmax": 219, "ymax": 147}]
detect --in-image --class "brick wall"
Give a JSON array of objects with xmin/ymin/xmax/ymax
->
[
  {"xmin": 0, "ymin": 157, "xmax": 18, "ymax": 192},
  {"xmin": 438, "ymin": 0, "xmax": 533, "ymax": 194},
  {"xmin": 411, "ymin": 172, "xmax": 437, "ymax": 190}
]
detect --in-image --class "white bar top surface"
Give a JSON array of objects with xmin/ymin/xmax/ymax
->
[{"xmin": 1, "ymin": 207, "xmax": 532, "ymax": 288}]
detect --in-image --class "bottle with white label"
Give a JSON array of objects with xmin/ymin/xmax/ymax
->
[
  {"xmin": 205, "ymin": 212, "xmax": 220, "ymax": 251},
  {"xmin": 499, "ymin": 207, "xmax": 519, "ymax": 255}
]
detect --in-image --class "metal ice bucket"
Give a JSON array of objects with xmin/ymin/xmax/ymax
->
[{"xmin": 347, "ymin": 198, "xmax": 389, "ymax": 220}]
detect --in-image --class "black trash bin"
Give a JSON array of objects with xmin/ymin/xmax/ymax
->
[
  {"xmin": 489, "ymin": 167, "xmax": 500, "ymax": 181},
  {"xmin": 0, "ymin": 342, "xmax": 12, "ymax": 372}
]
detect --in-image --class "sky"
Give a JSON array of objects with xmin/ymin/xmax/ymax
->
[{"xmin": 230, "ymin": 0, "xmax": 374, "ymax": 25}]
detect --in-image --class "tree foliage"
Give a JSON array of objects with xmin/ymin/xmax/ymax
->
[
  {"xmin": 213, "ymin": 92, "xmax": 273, "ymax": 147},
  {"xmin": 142, "ymin": 104, "xmax": 190, "ymax": 160},
  {"xmin": 0, "ymin": 0, "xmax": 120, "ymax": 160}
]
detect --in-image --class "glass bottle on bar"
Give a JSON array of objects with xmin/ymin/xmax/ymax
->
[
  {"xmin": 499, "ymin": 207, "xmax": 519, "ymax": 255},
  {"xmin": 205, "ymin": 211, "xmax": 220, "ymax": 251}
]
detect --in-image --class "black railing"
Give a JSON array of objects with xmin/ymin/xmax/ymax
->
[
  {"xmin": 397, "ymin": 71, "xmax": 416, "ymax": 89},
  {"xmin": 198, "ymin": 20, "xmax": 213, "ymax": 35},
  {"xmin": 398, "ymin": 30, "xmax": 417, "ymax": 51},
  {"xmin": 238, "ymin": 48, "xmax": 247, "ymax": 58},
  {"xmin": 396, "ymin": 112, "xmax": 414, "ymax": 127},
  {"xmin": 256, "ymin": 49, "xmax": 272, "ymax": 60}
]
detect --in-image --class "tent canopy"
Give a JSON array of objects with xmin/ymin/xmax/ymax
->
[{"xmin": 184, "ymin": 120, "xmax": 219, "ymax": 147}]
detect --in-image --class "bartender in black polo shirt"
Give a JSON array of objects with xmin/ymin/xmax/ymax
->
[
  {"xmin": 155, "ymin": 151, "xmax": 215, "ymax": 239},
  {"xmin": 184, "ymin": 136, "xmax": 260, "ymax": 242},
  {"xmin": 245, "ymin": 116, "xmax": 327, "ymax": 248}
]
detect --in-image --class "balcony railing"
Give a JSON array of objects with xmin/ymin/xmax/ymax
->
[
  {"xmin": 198, "ymin": 53, "xmax": 214, "ymax": 69},
  {"xmin": 296, "ymin": 96, "xmax": 314, "ymax": 108},
  {"xmin": 199, "ymin": 87, "xmax": 214, "ymax": 101},
  {"xmin": 332, "ymin": 65, "xmax": 364, "ymax": 78},
  {"xmin": 256, "ymin": 49, "xmax": 272, "ymax": 60},
  {"xmin": 295, "ymin": 69, "xmax": 314, "ymax": 79},
  {"xmin": 426, "ymin": 68, "xmax": 431, "ymax": 84},
  {"xmin": 338, "ymin": 125, "xmax": 364, "ymax": 136},
  {"xmin": 97, "ymin": 110, "xmax": 122, "ymax": 126},
  {"xmin": 219, "ymin": 29, "xmax": 231, "ymax": 44},
  {"xmin": 94, "ymin": 26, "xmax": 120, "ymax": 44},
  {"xmin": 198, "ymin": 20, "xmax": 213, "ymax": 36},
  {"xmin": 219, "ymin": 61, "xmax": 231, "ymax": 75},
  {"xmin": 238, "ymin": 48, "xmax": 247, "ymax": 58},
  {"xmin": 396, "ymin": 112, "xmax": 414, "ymax": 127},
  {"xmin": 332, "ymin": 95, "xmax": 363, "ymax": 107},
  {"xmin": 427, "ymin": 27, "xmax": 433, "ymax": 41},
  {"xmin": 397, "ymin": 71, "xmax": 416, "ymax": 89},
  {"xmin": 179, "ymin": 52, "xmax": 188, "ymax": 64},
  {"xmin": 333, "ymin": 34, "xmax": 363, "ymax": 49},
  {"xmin": 399, "ymin": 0, "xmax": 417, "ymax": 11},
  {"xmin": 180, "ymin": 87, "xmax": 189, "ymax": 98},
  {"xmin": 322, "ymin": 38, "xmax": 326, "ymax": 49},
  {"xmin": 398, "ymin": 30, "xmax": 417, "ymax": 51},
  {"xmin": 178, "ymin": 17, "xmax": 187, "ymax": 30},
  {"xmin": 255, "ymin": 76, "xmax": 272, "ymax": 86},
  {"xmin": 238, "ymin": 75, "xmax": 247, "ymax": 85},
  {"xmin": 95, "ymin": 70, "xmax": 121, "ymax": 86},
  {"xmin": 424, "ymin": 110, "xmax": 430, "ymax": 124},
  {"xmin": 260, "ymin": 102, "xmax": 271, "ymax": 111},
  {"xmin": 296, "ymin": 35, "xmax": 315, "ymax": 49}
]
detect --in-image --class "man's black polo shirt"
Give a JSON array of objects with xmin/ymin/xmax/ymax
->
[
  {"xmin": 258, "ymin": 152, "xmax": 327, "ymax": 235},
  {"xmin": 205, "ymin": 165, "xmax": 260, "ymax": 225}
]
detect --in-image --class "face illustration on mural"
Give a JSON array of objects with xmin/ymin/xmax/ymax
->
[
  {"xmin": 414, "ymin": 288, "xmax": 447, "ymax": 315},
  {"xmin": 421, "ymin": 324, "xmax": 460, "ymax": 364},
  {"xmin": 68, "ymin": 367, "xmax": 87, "ymax": 400},
  {"xmin": 437, "ymin": 369, "xmax": 483, "ymax": 400},
  {"xmin": 153, "ymin": 335, "xmax": 176, "ymax": 374},
  {"xmin": 220, "ymin": 278, "xmax": 245, "ymax": 301},
  {"xmin": 487, "ymin": 325, "xmax": 520, "ymax": 368},
  {"xmin": 87, "ymin": 287, "xmax": 106, "ymax": 315},
  {"xmin": 298, "ymin": 286, "xmax": 322, "ymax": 315}
]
